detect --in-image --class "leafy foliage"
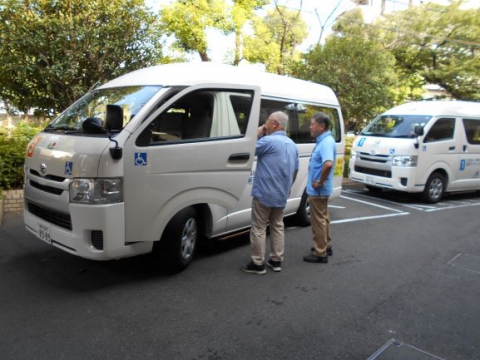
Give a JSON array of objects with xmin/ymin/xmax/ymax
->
[
  {"xmin": 0, "ymin": 122, "xmax": 45, "ymax": 190},
  {"xmin": 381, "ymin": 0, "xmax": 480, "ymax": 100},
  {"xmin": 0, "ymin": 0, "xmax": 165, "ymax": 117},
  {"xmin": 160, "ymin": 0, "xmax": 231, "ymax": 61},
  {"xmin": 243, "ymin": 5, "xmax": 307, "ymax": 74},
  {"xmin": 294, "ymin": 9, "xmax": 399, "ymax": 131}
]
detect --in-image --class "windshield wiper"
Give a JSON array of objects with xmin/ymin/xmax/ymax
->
[{"xmin": 44, "ymin": 125, "xmax": 82, "ymax": 133}]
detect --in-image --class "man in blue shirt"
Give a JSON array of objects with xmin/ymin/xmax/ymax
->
[
  {"xmin": 303, "ymin": 112, "xmax": 336, "ymax": 264},
  {"xmin": 241, "ymin": 111, "xmax": 299, "ymax": 274}
]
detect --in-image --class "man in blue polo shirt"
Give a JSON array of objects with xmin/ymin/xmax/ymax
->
[
  {"xmin": 241, "ymin": 111, "xmax": 299, "ymax": 274},
  {"xmin": 303, "ymin": 112, "xmax": 336, "ymax": 264}
]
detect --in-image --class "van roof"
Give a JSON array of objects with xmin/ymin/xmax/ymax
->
[
  {"xmin": 384, "ymin": 100, "xmax": 480, "ymax": 117},
  {"xmin": 99, "ymin": 62, "xmax": 339, "ymax": 106}
]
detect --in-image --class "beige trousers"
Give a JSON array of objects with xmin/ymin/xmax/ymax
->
[
  {"xmin": 250, "ymin": 197, "xmax": 285, "ymax": 266},
  {"xmin": 309, "ymin": 196, "xmax": 332, "ymax": 257}
]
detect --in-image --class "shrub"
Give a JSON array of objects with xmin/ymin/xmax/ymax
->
[
  {"xmin": 0, "ymin": 122, "xmax": 45, "ymax": 190},
  {"xmin": 343, "ymin": 136, "xmax": 355, "ymax": 178}
]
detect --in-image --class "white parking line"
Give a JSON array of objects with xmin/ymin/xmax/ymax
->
[
  {"xmin": 425, "ymin": 201, "xmax": 480, "ymax": 212},
  {"xmin": 332, "ymin": 212, "xmax": 409, "ymax": 224},
  {"xmin": 340, "ymin": 195, "xmax": 406, "ymax": 213},
  {"xmin": 332, "ymin": 195, "xmax": 410, "ymax": 224}
]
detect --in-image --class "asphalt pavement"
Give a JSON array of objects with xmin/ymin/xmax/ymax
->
[{"xmin": 1, "ymin": 187, "xmax": 480, "ymax": 360}]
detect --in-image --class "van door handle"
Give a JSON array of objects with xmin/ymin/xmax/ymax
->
[
  {"xmin": 229, "ymin": 153, "xmax": 250, "ymax": 161},
  {"xmin": 463, "ymin": 145, "xmax": 467, "ymax": 152},
  {"xmin": 449, "ymin": 146, "xmax": 455, "ymax": 151}
]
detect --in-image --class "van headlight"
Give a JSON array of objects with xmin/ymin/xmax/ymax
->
[
  {"xmin": 70, "ymin": 178, "xmax": 123, "ymax": 204},
  {"xmin": 391, "ymin": 155, "xmax": 417, "ymax": 167}
]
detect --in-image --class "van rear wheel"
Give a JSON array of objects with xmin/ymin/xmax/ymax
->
[
  {"xmin": 422, "ymin": 173, "xmax": 446, "ymax": 203},
  {"xmin": 293, "ymin": 191, "xmax": 311, "ymax": 227},
  {"xmin": 158, "ymin": 207, "xmax": 198, "ymax": 272}
]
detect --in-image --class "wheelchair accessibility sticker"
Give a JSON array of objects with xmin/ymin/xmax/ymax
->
[
  {"xmin": 460, "ymin": 159, "xmax": 466, "ymax": 171},
  {"xmin": 65, "ymin": 161, "xmax": 73, "ymax": 175},
  {"xmin": 135, "ymin": 153, "xmax": 147, "ymax": 166}
]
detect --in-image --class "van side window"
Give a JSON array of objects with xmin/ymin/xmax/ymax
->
[
  {"xmin": 295, "ymin": 105, "xmax": 342, "ymax": 144},
  {"xmin": 463, "ymin": 119, "xmax": 480, "ymax": 145},
  {"xmin": 424, "ymin": 118, "xmax": 455, "ymax": 143},
  {"xmin": 259, "ymin": 100, "xmax": 341, "ymax": 144},
  {"xmin": 260, "ymin": 99, "xmax": 296, "ymax": 138},
  {"xmin": 136, "ymin": 90, "xmax": 253, "ymax": 146}
]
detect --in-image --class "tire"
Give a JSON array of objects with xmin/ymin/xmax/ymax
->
[
  {"xmin": 158, "ymin": 207, "xmax": 198, "ymax": 272},
  {"xmin": 293, "ymin": 191, "xmax": 311, "ymax": 227},
  {"xmin": 366, "ymin": 185, "xmax": 383, "ymax": 193},
  {"xmin": 422, "ymin": 173, "xmax": 446, "ymax": 203}
]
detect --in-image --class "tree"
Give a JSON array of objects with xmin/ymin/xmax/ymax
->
[
  {"xmin": 0, "ymin": 0, "xmax": 164, "ymax": 117},
  {"xmin": 230, "ymin": 0, "xmax": 268, "ymax": 65},
  {"xmin": 381, "ymin": 0, "xmax": 480, "ymax": 100},
  {"xmin": 160, "ymin": 0, "xmax": 231, "ymax": 62},
  {"xmin": 243, "ymin": 5, "xmax": 307, "ymax": 75},
  {"xmin": 294, "ymin": 9, "xmax": 400, "ymax": 131}
]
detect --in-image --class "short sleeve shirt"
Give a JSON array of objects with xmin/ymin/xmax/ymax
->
[{"xmin": 307, "ymin": 131, "xmax": 336, "ymax": 197}]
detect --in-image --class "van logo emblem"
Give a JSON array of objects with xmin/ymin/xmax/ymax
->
[
  {"xmin": 370, "ymin": 150, "xmax": 377, "ymax": 155},
  {"xmin": 40, "ymin": 163, "xmax": 47, "ymax": 175}
]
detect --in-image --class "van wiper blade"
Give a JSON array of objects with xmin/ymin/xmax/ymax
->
[{"xmin": 44, "ymin": 125, "xmax": 82, "ymax": 133}]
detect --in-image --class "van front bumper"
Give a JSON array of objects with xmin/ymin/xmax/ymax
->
[
  {"xmin": 348, "ymin": 159, "xmax": 423, "ymax": 193},
  {"xmin": 24, "ymin": 201, "xmax": 152, "ymax": 260}
]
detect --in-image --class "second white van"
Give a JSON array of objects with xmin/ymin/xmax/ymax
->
[{"xmin": 349, "ymin": 101, "xmax": 480, "ymax": 203}]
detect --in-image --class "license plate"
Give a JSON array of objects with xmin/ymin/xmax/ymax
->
[
  {"xmin": 37, "ymin": 222, "xmax": 52, "ymax": 244},
  {"xmin": 365, "ymin": 176, "xmax": 375, "ymax": 185}
]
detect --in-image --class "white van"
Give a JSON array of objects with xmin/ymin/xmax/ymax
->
[
  {"xmin": 24, "ymin": 63, "xmax": 345, "ymax": 271},
  {"xmin": 349, "ymin": 101, "xmax": 480, "ymax": 203}
]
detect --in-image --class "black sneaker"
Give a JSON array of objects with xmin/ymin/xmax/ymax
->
[
  {"xmin": 303, "ymin": 254, "xmax": 328, "ymax": 263},
  {"xmin": 241, "ymin": 261, "xmax": 266, "ymax": 274},
  {"xmin": 311, "ymin": 247, "xmax": 333, "ymax": 256},
  {"xmin": 266, "ymin": 259, "xmax": 282, "ymax": 272}
]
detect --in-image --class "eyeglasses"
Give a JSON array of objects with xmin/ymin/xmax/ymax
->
[{"xmin": 266, "ymin": 118, "xmax": 278, "ymax": 124}]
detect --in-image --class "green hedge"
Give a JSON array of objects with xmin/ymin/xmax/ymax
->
[
  {"xmin": 0, "ymin": 122, "xmax": 45, "ymax": 190},
  {"xmin": 343, "ymin": 136, "xmax": 354, "ymax": 178}
]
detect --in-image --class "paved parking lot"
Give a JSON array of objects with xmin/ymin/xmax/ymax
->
[{"xmin": 1, "ymin": 185, "xmax": 480, "ymax": 360}]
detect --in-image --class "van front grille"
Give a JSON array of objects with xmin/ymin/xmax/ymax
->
[
  {"xmin": 354, "ymin": 166, "xmax": 392, "ymax": 178},
  {"xmin": 30, "ymin": 180, "xmax": 64, "ymax": 195},
  {"xmin": 27, "ymin": 202, "xmax": 72, "ymax": 230},
  {"xmin": 30, "ymin": 169, "xmax": 66, "ymax": 182}
]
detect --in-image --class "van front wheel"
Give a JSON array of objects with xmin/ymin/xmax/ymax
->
[
  {"xmin": 158, "ymin": 207, "xmax": 198, "ymax": 272},
  {"xmin": 422, "ymin": 173, "xmax": 446, "ymax": 203}
]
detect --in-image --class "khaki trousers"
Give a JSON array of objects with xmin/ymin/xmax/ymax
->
[
  {"xmin": 250, "ymin": 197, "xmax": 285, "ymax": 266},
  {"xmin": 309, "ymin": 196, "xmax": 332, "ymax": 257}
]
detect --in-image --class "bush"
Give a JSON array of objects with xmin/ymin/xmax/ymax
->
[
  {"xmin": 0, "ymin": 122, "xmax": 45, "ymax": 190},
  {"xmin": 343, "ymin": 136, "xmax": 355, "ymax": 178}
]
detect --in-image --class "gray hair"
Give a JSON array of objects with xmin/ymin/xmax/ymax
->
[{"xmin": 271, "ymin": 111, "xmax": 289, "ymax": 128}]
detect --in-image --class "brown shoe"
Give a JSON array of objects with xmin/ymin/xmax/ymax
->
[{"xmin": 303, "ymin": 254, "xmax": 328, "ymax": 263}]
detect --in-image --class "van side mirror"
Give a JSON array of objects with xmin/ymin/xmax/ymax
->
[
  {"xmin": 414, "ymin": 125, "xmax": 424, "ymax": 136},
  {"xmin": 105, "ymin": 104, "xmax": 124, "ymax": 131}
]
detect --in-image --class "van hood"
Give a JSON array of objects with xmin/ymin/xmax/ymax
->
[
  {"xmin": 353, "ymin": 136, "xmax": 415, "ymax": 156},
  {"xmin": 25, "ymin": 133, "xmax": 109, "ymax": 179}
]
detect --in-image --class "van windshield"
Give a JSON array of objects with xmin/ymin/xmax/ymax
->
[
  {"xmin": 45, "ymin": 86, "xmax": 162, "ymax": 134},
  {"xmin": 360, "ymin": 115, "xmax": 432, "ymax": 138}
]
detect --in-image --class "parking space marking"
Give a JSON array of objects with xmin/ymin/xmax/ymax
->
[
  {"xmin": 425, "ymin": 201, "xmax": 480, "ymax": 212},
  {"xmin": 332, "ymin": 212, "xmax": 409, "ymax": 224},
  {"xmin": 331, "ymin": 195, "xmax": 410, "ymax": 224},
  {"xmin": 340, "ymin": 195, "xmax": 408, "ymax": 213}
]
